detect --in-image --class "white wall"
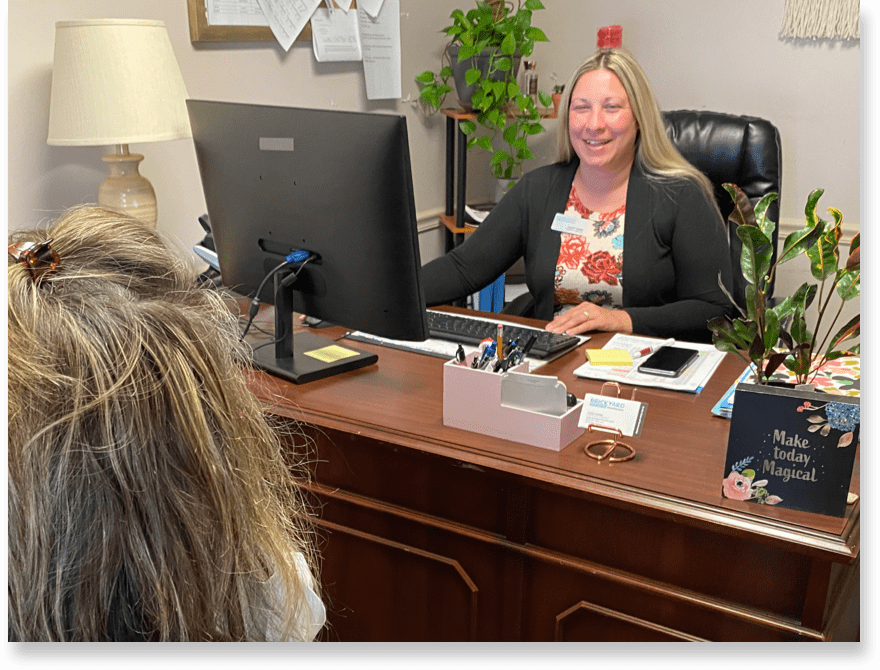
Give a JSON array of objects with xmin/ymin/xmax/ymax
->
[
  {"xmin": 6, "ymin": 0, "xmax": 862, "ymax": 336},
  {"xmin": 533, "ymin": 1, "xmax": 861, "ymax": 232},
  {"xmin": 6, "ymin": 0, "xmax": 458, "ymax": 260}
]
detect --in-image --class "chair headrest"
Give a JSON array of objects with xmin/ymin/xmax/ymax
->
[
  {"xmin": 662, "ymin": 110, "xmax": 782, "ymax": 219},
  {"xmin": 662, "ymin": 109, "xmax": 783, "ymax": 304}
]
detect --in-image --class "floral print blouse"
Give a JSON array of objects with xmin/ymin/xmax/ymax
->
[{"xmin": 553, "ymin": 184, "xmax": 625, "ymax": 313}]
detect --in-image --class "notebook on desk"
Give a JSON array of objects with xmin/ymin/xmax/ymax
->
[{"xmin": 710, "ymin": 356, "xmax": 860, "ymax": 419}]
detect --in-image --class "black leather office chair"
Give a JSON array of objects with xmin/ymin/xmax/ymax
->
[
  {"xmin": 662, "ymin": 110, "xmax": 782, "ymax": 309},
  {"xmin": 501, "ymin": 109, "xmax": 782, "ymax": 316}
]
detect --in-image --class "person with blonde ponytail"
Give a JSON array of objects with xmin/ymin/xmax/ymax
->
[
  {"xmin": 8, "ymin": 205, "xmax": 325, "ymax": 641},
  {"xmin": 422, "ymin": 47, "xmax": 734, "ymax": 343}
]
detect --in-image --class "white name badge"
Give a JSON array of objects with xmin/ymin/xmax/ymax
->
[
  {"xmin": 578, "ymin": 393, "xmax": 648, "ymax": 437},
  {"xmin": 551, "ymin": 212, "xmax": 589, "ymax": 236}
]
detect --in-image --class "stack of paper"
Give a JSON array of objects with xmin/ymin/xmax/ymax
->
[{"xmin": 573, "ymin": 333, "xmax": 725, "ymax": 394}]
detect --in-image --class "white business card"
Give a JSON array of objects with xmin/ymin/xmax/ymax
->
[{"xmin": 577, "ymin": 394, "xmax": 648, "ymax": 437}]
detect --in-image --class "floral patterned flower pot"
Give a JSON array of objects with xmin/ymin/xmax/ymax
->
[{"xmin": 721, "ymin": 383, "xmax": 859, "ymax": 518}]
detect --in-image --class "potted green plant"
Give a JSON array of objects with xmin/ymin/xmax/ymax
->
[
  {"xmin": 709, "ymin": 184, "xmax": 860, "ymax": 386},
  {"xmin": 415, "ymin": 0, "xmax": 551, "ymax": 184},
  {"xmin": 713, "ymin": 184, "xmax": 861, "ymax": 519}
]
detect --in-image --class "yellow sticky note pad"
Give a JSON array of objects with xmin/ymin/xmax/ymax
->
[
  {"xmin": 304, "ymin": 344, "xmax": 361, "ymax": 363},
  {"xmin": 586, "ymin": 349, "xmax": 633, "ymax": 366}
]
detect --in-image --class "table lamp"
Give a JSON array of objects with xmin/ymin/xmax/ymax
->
[{"xmin": 47, "ymin": 19, "xmax": 191, "ymax": 227}]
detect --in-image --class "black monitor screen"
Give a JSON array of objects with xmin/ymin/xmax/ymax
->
[{"xmin": 187, "ymin": 100, "xmax": 428, "ymax": 383}]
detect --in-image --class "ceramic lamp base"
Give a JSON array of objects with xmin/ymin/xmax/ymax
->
[{"xmin": 98, "ymin": 145, "xmax": 157, "ymax": 227}]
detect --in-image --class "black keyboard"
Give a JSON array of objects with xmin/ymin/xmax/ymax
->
[{"xmin": 426, "ymin": 310, "xmax": 580, "ymax": 360}]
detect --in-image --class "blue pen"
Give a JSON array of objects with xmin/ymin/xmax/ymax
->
[
  {"xmin": 472, "ymin": 339, "xmax": 492, "ymax": 367},
  {"xmin": 477, "ymin": 341, "xmax": 497, "ymax": 369}
]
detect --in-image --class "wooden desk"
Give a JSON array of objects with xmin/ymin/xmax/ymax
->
[{"xmin": 247, "ymin": 311, "xmax": 859, "ymax": 642}]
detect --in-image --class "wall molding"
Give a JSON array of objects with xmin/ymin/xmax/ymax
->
[{"xmin": 417, "ymin": 207, "xmax": 444, "ymax": 234}]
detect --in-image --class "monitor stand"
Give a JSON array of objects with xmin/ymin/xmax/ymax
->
[{"xmin": 250, "ymin": 274, "xmax": 378, "ymax": 384}]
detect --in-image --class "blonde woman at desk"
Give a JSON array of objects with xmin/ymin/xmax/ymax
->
[
  {"xmin": 421, "ymin": 47, "xmax": 735, "ymax": 343},
  {"xmin": 8, "ymin": 206, "xmax": 325, "ymax": 641}
]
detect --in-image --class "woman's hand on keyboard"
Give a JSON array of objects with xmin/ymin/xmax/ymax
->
[{"xmin": 545, "ymin": 302, "xmax": 633, "ymax": 336}]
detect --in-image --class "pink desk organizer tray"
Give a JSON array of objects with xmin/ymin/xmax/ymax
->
[{"xmin": 443, "ymin": 353, "xmax": 585, "ymax": 452}]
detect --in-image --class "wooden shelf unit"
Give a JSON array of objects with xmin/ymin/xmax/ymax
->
[{"xmin": 440, "ymin": 107, "xmax": 558, "ymax": 250}]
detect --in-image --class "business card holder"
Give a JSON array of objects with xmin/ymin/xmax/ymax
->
[{"xmin": 443, "ymin": 353, "xmax": 584, "ymax": 452}]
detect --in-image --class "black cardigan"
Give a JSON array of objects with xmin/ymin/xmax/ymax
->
[{"xmin": 421, "ymin": 158, "xmax": 735, "ymax": 343}]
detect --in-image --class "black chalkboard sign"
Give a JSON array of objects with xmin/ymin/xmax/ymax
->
[{"xmin": 722, "ymin": 383, "xmax": 860, "ymax": 518}]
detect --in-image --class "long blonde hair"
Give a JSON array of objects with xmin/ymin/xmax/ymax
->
[
  {"xmin": 556, "ymin": 47, "xmax": 719, "ymax": 213},
  {"xmin": 8, "ymin": 206, "xmax": 319, "ymax": 641}
]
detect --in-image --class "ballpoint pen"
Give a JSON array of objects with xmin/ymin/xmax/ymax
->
[
  {"xmin": 520, "ymin": 334, "xmax": 538, "ymax": 360},
  {"xmin": 503, "ymin": 339, "xmax": 518, "ymax": 357},
  {"xmin": 477, "ymin": 341, "xmax": 497, "ymax": 369},
  {"xmin": 493, "ymin": 341, "xmax": 519, "ymax": 371},
  {"xmin": 472, "ymin": 338, "xmax": 493, "ymax": 367},
  {"xmin": 493, "ymin": 346, "xmax": 518, "ymax": 372}
]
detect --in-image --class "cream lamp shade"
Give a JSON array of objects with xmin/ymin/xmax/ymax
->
[{"xmin": 47, "ymin": 19, "xmax": 191, "ymax": 227}]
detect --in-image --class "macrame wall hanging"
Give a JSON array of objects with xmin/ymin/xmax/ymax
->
[{"xmin": 780, "ymin": 0, "xmax": 860, "ymax": 40}]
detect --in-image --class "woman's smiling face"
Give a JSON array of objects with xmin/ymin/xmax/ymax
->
[{"xmin": 568, "ymin": 68, "xmax": 639, "ymax": 172}]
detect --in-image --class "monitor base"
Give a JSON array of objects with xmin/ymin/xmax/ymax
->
[{"xmin": 251, "ymin": 330, "xmax": 377, "ymax": 384}]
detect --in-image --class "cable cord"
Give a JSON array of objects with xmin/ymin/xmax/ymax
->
[{"xmin": 239, "ymin": 252, "xmax": 315, "ymax": 341}]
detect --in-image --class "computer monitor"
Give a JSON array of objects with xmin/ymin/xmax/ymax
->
[{"xmin": 187, "ymin": 100, "xmax": 428, "ymax": 384}]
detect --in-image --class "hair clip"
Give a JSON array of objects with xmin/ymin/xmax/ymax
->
[
  {"xmin": 597, "ymin": 25, "xmax": 623, "ymax": 49},
  {"xmin": 8, "ymin": 238, "xmax": 60, "ymax": 281}
]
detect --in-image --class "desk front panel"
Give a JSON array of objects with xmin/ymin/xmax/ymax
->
[
  {"xmin": 252, "ymin": 314, "xmax": 859, "ymax": 641},
  {"xmin": 281, "ymin": 423, "xmax": 857, "ymax": 642}
]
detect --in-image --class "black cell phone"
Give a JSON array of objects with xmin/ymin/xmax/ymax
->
[{"xmin": 637, "ymin": 346, "xmax": 698, "ymax": 377}]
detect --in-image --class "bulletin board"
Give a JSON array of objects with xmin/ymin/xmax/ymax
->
[{"xmin": 188, "ymin": 0, "xmax": 357, "ymax": 43}]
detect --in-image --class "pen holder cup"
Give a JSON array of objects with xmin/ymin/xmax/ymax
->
[{"xmin": 443, "ymin": 354, "xmax": 585, "ymax": 451}]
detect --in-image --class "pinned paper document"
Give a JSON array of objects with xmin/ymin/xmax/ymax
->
[
  {"xmin": 207, "ymin": 0, "xmax": 268, "ymax": 27},
  {"xmin": 257, "ymin": 0, "xmax": 322, "ymax": 51},
  {"xmin": 358, "ymin": 0, "xmax": 385, "ymax": 18},
  {"xmin": 311, "ymin": 6, "xmax": 362, "ymax": 61},
  {"xmin": 358, "ymin": 0, "xmax": 401, "ymax": 99}
]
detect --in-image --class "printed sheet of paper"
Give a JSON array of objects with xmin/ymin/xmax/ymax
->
[
  {"xmin": 573, "ymin": 333, "xmax": 725, "ymax": 394},
  {"xmin": 357, "ymin": 0, "xmax": 385, "ymax": 18},
  {"xmin": 358, "ymin": 0, "xmax": 400, "ymax": 99},
  {"xmin": 333, "ymin": 0, "xmax": 355, "ymax": 11},
  {"xmin": 207, "ymin": 0, "xmax": 269, "ymax": 26},
  {"xmin": 311, "ymin": 7, "xmax": 363, "ymax": 62},
  {"xmin": 257, "ymin": 0, "xmax": 322, "ymax": 51}
]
